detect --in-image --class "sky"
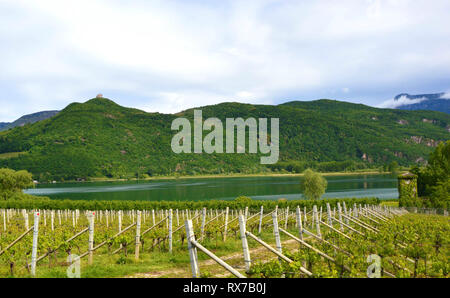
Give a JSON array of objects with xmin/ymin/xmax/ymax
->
[{"xmin": 1, "ymin": 0, "xmax": 450, "ymax": 122}]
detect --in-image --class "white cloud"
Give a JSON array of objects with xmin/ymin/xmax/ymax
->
[
  {"xmin": 378, "ymin": 96, "xmax": 427, "ymax": 109},
  {"xmin": 440, "ymin": 93, "xmax": 450, "ymax": 99},
  {"xmin": 0, "ymin": 0, "xmax": 450, "ymax": 120}
]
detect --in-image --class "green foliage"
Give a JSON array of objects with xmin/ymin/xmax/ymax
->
[
  {"xmin": 300, "ymin": 169, "xmax": 327, "ymax": 200},
  {"xmin": 398, "ymin": 173, "xmax": 420, "ymax": 207},
  {"xmin": 247, "ymin": 214, "xmax": 449, "ymax": 278},
  {"xmin": 0, "ymin": 168, "xmax": 34, "ymax": 200},
  {"xmin": 388, "ymin": 161, "xmax": 399, "ymax": 175},
  {"xmin": 234, "ymin": 195, "xmax": 252, "ymax": 208},
  {"xmin": 410, "ymin": 141, "xmax": 450, "ymax": 208},
  {"xmin": 0, "ymin": 98, "xmax": 448, "ymax": 181},
  {"xmin": 0, "ymin": 196, "xmax": 378, "ymax": 212}
]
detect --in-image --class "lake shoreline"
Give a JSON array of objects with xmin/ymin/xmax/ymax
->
[{"xmin": 39, "ymin": 170, "xmax": 397, "ymax": 185}]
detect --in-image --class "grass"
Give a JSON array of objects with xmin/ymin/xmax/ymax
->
[
  {"xmin": 1, "ymin": 229, "xmax": 284, "ymax": 278},
  {"xmin": 0, "ymin": 152, "xmax": 26, "ymax": 159},
  {"xmin": 380, "ymin": 200, "xmax": 399, "ymax": 207}
]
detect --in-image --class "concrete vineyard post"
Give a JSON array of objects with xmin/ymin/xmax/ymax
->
[
  {"xmin": 338, "ymin": 203, "xmax": 344, "ymax": 231},
  {"xmin": 224, "ymin": 207, "xmax": 229, "ymax": 241},
  {"xmin": 296, "ymin": 206, "xmax": 303, "ymax": 241},
  {"xmin": 51, "ymin": 210, "xmax": 54, "ymax": 231},
  {"xmin": 319, "ymin": 206, "xmax": 323, "ymax": 223},
  {"xmin": 165, "ymin": 209, "xmax": 168, "ymax": 229},
  {"xmin": 152, "ymin": 209, "xmax": 155, "ymax": 225},
  {"xmin": 185, "ymin": 220, "xmax": 200, "ymax": 278},
  {"xmin": 272, "ymin": 212, "xmax": 282, "ymax": 254},
  {"xmin": 313, "ymin": 205, "xmax": 321, "ymax": 237},
  {"xmin": 135, "ymin": 211, "xmax": 141, "ymax": 261},
  {"xmin": 176, "ymin": 209, "xmax": 179, "ymax": 226},
  {"xmin": 326, "ymin": 203, "xmax": 333, "ymax": 225},
  {"xmin": 88, "ymin": 212, "xmax": 95, "ymax": 265},
  {"xmin": 200, "ymin": 207, "xmax": 206, "ymax": 240},
  {"xmin": 244, "ymin": 206, "xmax": 249, "ymax": 222},
  {"xmin": 284, "ymin": 206, "xmax": 289, "ymax": 229},
  {"xmin": 343, "ymin": 202, "xmax": 349, "ymax": 224},
  {"xmin": 168, "ymin": 209, "xmax": 173, "ymax": 254},
  {"xmin": 30, "ymin": 211, "xmax": 40, "ymax": 277},
  {"xmin": 304, "ymin": 206, "xmax": 307, "ymax": 224},
  {"xmin": 258, "ymin": 206, "xmax": 264, "ymax": 234},
  {"xmin": 238, "ymin": 214, "xmax": 251, "ymax": 272},
  {"xmin": 23, "ymin": 209, "xmax": 29, "ymax": 230}
]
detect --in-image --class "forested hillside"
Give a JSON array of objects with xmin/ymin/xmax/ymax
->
[{"xmin": 0, "ymin": 97, "xmax": 448, "ymax": 181}]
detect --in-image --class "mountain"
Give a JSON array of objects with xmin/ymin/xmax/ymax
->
[
  {"xmin": 0, "ymin": 97, "xmax": 449, "ymax": 181},
  {"xmin": 391, "ymin": 93, "xmax": 450, "ymax": 114},
  {"xmin": 0, "ymin": 110, "xmax": 60, "ymax": 131}
]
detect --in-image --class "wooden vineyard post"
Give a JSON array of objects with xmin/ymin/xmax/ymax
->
[
  {"xmin": 88, "ymin": 212, "xmax": 95, "ymax": 265},
  {"xmin": 168, "ymin": 209, "xmax": 173, "ymax": 254},
  {"xmin": 296, "ymin": 206, "xmax": 303, "ymax": 241},
  {"xmin": 272, "ymin": 212, "xmax": 282, "ymax": 254},
  {"xmin": 135, "ymin": 211, "xmax": 141, "ymax": 261},
  {"xmin": 224, "ymin": 207, "xmax": 229, "ymax": 241},
  {"xmin": 30, "ymin": 211, "xmax": 40, "ymax": 277},
  {"xmin": 238, "ymin": 214, "xmax": 251, "ymax": 272},
  {"xmin": 200, "ymin": 207, "xmax": 206, "ymax": 241},
  {"xmin": 185, "ymin": 220, "xmax": 200, "ymax": 278},
  {"xmin": 258, "ymin": 206, "xmax": 264, "ymax": 234},
  {"xmin": 313, "ymin": 205, "xmax": 321, "ymax": 237}
]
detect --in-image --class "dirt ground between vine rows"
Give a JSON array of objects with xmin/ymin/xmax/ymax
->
[{"xmin": 125, "ymin": 239, "xmax": 300, "ymax": 278}]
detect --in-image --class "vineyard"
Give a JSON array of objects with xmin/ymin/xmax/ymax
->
[{"xmin": 0, "ymin": 203, "xmax": 448, "ymax": 278}]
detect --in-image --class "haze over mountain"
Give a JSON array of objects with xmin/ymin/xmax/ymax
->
[
  {"xmin": 0, "ymin": 110, "xmax": 59, "ymax": 132},
  {"xmin": 0, "ymin": 97, "xmax": 448, "ymax": 182},
  {"xmin": 379, "ymin": 93, "xmax": 450, "ymax": 114}
]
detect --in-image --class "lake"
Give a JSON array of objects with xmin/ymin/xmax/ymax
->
[{"xmin": 24, "ymin": 174, "xmax": 399, "ymax": 201}]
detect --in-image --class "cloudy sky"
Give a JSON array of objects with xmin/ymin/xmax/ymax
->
[{"xmin": 1, "ymin": 0, "xmax": 450, "ymax": 121}]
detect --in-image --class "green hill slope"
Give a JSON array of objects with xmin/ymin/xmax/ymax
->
[{"xmin": 0, "ymin": 97, "xmax": 448, "ymax": 181}]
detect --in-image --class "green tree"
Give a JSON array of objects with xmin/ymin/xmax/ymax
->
[
  {"xmin": 0, "ymin": 168, "xmax": 34, "ymax": 200},
  {"xmin": 300, "ymin": 169, "xmax": 328, "ymax": 200},
  {"xmin": 388, "ymin": 161, "xmax": 399, "ymax": 175},
  {"xmin": 410, "ymin": 141, "xmax": 450, "ymax": 208}
]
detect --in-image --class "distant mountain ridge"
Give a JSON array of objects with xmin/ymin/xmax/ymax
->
[
  {"xmin": 0, "ymin": 97, "xmax": 448, "ymax": 181},
  {"xmin": 0, "ymin": 110, "xmax": 60, "ymax": 131},
  {"xmin": 393, "ymin": 92, "xmax": 450, "ymax": 114}
]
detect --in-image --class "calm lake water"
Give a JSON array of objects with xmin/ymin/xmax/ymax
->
[{"xmin": 24, "ymin": 174, "xmax": 398, "ymax": 201}]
